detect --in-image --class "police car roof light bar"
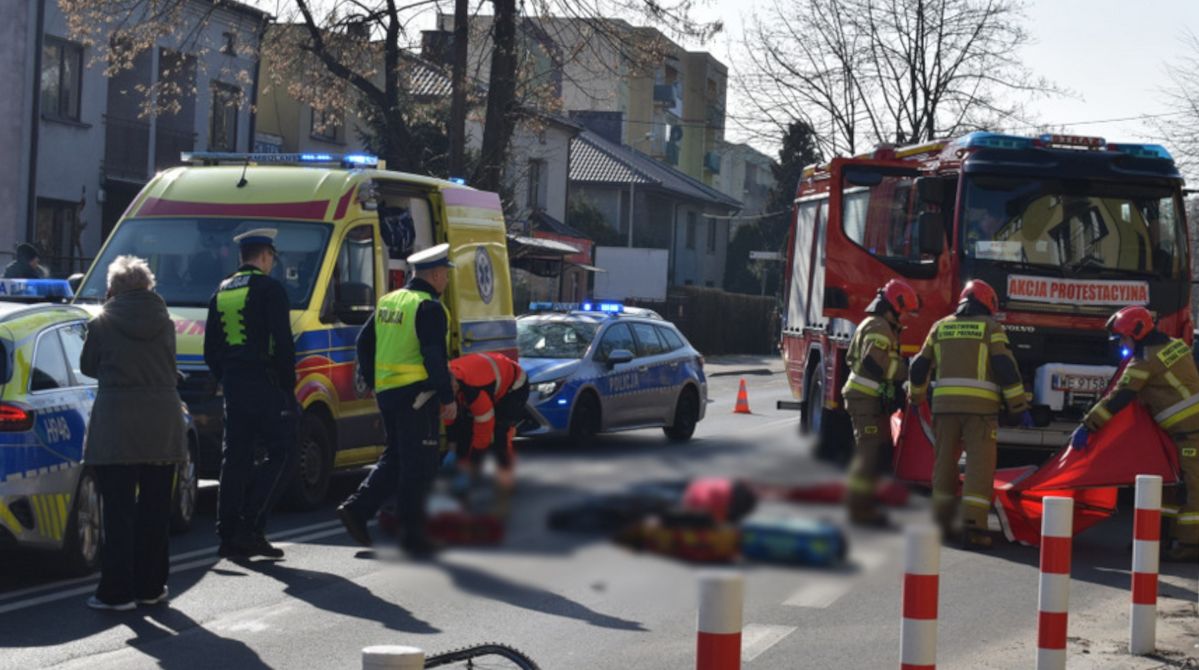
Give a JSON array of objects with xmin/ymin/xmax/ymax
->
[{"xmin": 180, "ymin": 152, "xmax": 380, "ymax": 169}]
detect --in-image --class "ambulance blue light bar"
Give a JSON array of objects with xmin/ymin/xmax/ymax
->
[
  {"xmin": 0, "ymin": 279, "xmax": 73, "ymax": 300},
  {"xmin": 181, "ymin": 152, "xmax": 380, "ymax": 169}
]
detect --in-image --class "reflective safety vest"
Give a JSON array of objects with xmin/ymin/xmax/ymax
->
[
  {"xmin": 216, "ymin": 268, "xmax": 264, "ymax": 348},
  {"xmin": 842, "ymin": 315, "xmax": 906, "ymax": 404},
  {"xmin": 374, "ymin": 288, "xmax": 450, "ymax": 392},
  {"xmin": 1084, "ymin": 337, "xmax": 1199, "ymax": 434},
  {"xmin": 449, "ymin": 352, "xmax": 527, "ymax": 450},
  {"xmin": 909, "ymin": 314, "xmax": 1026, "ymax": 415}
]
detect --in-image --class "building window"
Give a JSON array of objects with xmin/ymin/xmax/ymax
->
[
  {"xmin": 707, "ymin": 218, "xmax": 717, "ymax": 254},
  {"xmin": 310, "ymin": 108, "xmax": 342, "ymax": 142},
  {"xmin": 527, "ymin": 159, "xmax": 546, "ymax": 210},
  {"xmin": 35, "ymin": 198, "xmax": 81, "ymax": 275},
  {"xmin": 41, "ymin": 38, "xmax": 83, "ymax": 121},
  {"xmin": 220, "ymin": 32, "xmax": 236, "ymax": 55},
  {"xmin": 685, "ymin": 212, "xmax": 697, "ymax": 249},
  {"xmin": 208, "ymin": 82, "xmax": 240, "ymax": 151}
]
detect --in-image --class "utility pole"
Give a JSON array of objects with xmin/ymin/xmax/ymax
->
[{"xmin": 448, "ymin": 0, "xmax": 468, "ymax": 178}]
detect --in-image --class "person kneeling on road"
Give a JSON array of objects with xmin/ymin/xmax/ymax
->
[
  {"xmin": 841, "ymin": 279, "xmax": 919, "ymax": 528},
  {"xmin": 1075, "ymin": 306, "xmax": 1199, "ymax": 562},
  {"xmin": 908, "ymin": 279, "xmax": 1029, "ymax": 550},
  {"xmin": 446, "ymin": 352, "xmax": 529, "ymax": 517}
]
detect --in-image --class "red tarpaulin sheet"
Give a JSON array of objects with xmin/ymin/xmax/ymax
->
[{"xmin": 891, "ymin": 401, "xmax": 1182, "ymax": 546}]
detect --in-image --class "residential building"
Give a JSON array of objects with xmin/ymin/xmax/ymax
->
[
  {"xmin": 569, "ymin": 129, "xmax": 740, "ymax": 288},
  {"xmin": 716, "ymin": 141, "xmax": 777, "ymax": 233},
  {"xmin": 426, "ymin": 16, "xmax": 728, "ymax": 187},
  {"xmin": 3, "ymin": 0, "xmax": 267, "ymax": 275}
]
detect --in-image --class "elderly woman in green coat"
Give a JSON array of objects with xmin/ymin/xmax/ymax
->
[{"xmin": 81, "ymin": 255, "xmax": 187, "ymax": 611}]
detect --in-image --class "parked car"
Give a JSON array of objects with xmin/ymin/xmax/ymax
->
[
  {"xmin": 0, "ymin": 279, "xmax": 198, "ymax": 574},
  {"xmin": 517, "ymin": 302, "xmax": 707, "ymax": 444}
]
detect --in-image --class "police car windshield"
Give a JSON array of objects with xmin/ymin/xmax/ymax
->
[
  {"xmin": 77, "ymin": 218, "xmax": 332, "ymax": 307},
  {"xmin": 517, "ymin": 318, "xmax": 598, "ymax": 359}
]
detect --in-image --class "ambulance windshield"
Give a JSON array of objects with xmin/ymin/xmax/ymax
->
[
  {"xmin": 77, "ymin": 218, "xmax": 333, "ymax": 307},
  {"xmin": 961, "ymin": 176, "xmax": 1184, "ymax": 279}
]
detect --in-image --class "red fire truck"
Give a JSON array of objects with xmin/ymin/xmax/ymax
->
[{"xmin": 781, "ymin": 132, "xmax": 1192, "ymax": 461}]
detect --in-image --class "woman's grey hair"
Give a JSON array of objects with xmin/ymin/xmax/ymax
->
[{"xmin": 106, "ymin": 255, "xmax": 156, "ymax": 295}]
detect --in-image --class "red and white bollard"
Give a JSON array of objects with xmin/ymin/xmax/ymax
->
[
  {"xmin": 1037, "ymin": 496, "xmax": 1073, "ymax": 670},
  {"xmin": 900, "ymin": 525, "xmax": 940, "ymax": 670},
  {"xmin": 697, "ymin": 571, "xmax": 743, "ymax": 670},
  {"xmin": 362, "ymin": 645, "xmax": 425, "ymax": 670},
  {"xmin": 1130, "ymin": 474, "xmax": 1162, "ymax": 655}
]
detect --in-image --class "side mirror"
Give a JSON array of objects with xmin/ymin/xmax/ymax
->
[
  {"xmin": 918, "ymin": 212, "xmax": 945, "ymax": 255},
  {"xmin": 67, "ymin": 273, "xmax": 84, "ymax": 293},
  {"xmin": 916, "ymin": 177, "xmax": 946, "ymax": 205},
  {"xmin": 333, "ymin": 282, "xmax": 375, "ymax": 326},
  {"xmin": 606, "ymin": 349, "xmax": 635, "ymax": 366}
]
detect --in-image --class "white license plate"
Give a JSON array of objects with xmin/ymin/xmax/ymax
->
[{"xmin": 1051, "ymin": 374, "xmax": 1108, "ymax": 393}]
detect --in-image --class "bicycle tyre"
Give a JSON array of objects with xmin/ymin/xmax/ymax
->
[{"xmin": 424, "ymin": 643, "xmax": 540, "ymax": 669}]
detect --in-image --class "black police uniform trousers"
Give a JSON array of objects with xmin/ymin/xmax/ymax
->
[
  {"xmin": 343, "ymin": 386, "xmax": 441, "ymax": 545},
  {"xmin": 94, "ymin": 463, "xmax": 174, "ymax": 603},
  {"xmin": 217, "ymin": 367, "xmax": 296, "ymax": 542}
]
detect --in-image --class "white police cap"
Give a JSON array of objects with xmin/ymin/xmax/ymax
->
[
  {"xmin": 233, "ymin": 228, "xmax": 278, "ymax": 247},
  {"xmin": 408, "ymin": 243, "xmax": 454, "ymax": 270}
]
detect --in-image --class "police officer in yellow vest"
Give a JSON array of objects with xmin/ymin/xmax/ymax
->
[
  {"xmin": 842, "ymin": 279, "xmax": 919, "ymax": 527},
  {"xmin": 204, "ymin": 228, "xmax": 296, "ymax": 560},
  {"xmin": 908, "ymin": 279, "xmax": 1029, "ymax": 549},
  {"xmin": 1077, "ymin": 306, "xmax": 1199, "ymax": 562},
  {"xmin": 337, "ymin": 243, "xmax": 456, "ymax": 557}
]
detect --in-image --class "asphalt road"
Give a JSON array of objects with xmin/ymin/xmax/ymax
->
[{"xmin": 0, "ymin": 372, "xmax": 1196, "ymax": 669}]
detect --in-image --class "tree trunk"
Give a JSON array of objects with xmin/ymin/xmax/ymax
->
[
  {"xmin": 448, "ymin": 0, "xmax": 468, "ymax": 178},
  {"xmin": 475, "ymin": 0, "xmax": 518, "ymax": 193}
]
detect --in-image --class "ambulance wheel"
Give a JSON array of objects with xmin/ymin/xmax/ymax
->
[
  {"xmin": 61, "ymin": 468, "xmax": 102, "ymax": 576},
  {"xmin": 285, "ymin": 413, "xmax": 333, "ymax": 511},
  {"xmin": 664, "ymin": 386, "xmax": 700, "ymax": 442},
  {"xmin": 170, "ymin": 436, "xmax": 198, "ymax": 534},
  {"xmin": 569, "ymin": 392, "xmax": 601, "ymax": 447}
]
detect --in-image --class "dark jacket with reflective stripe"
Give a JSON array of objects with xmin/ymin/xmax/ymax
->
[
  {"xmin": 203, "ymin": 265, "xmax": 296, "ymax": 391},
  {"xmin": 908, "ymin": 305, "xmax": 1027, "ymax": 415},
  {"xmin": 449, "ymin": 352, "xmax": 526, "ymax": 450},
  {"xmin": 1083, "ymin": 333, "xmax": 1199, "ymax": 434}
]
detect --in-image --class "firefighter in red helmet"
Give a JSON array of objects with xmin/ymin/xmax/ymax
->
[
  {"xmin": 1077, "ymin": 306, "xmax": 1199, "ymax": 561},
  {"xmin": 908, "ymin": 279, "xmax": 1029, "ymax": 548},
  {"xmin": 841, "ymin": 279, "xmax": 919, "ymax": 526}
]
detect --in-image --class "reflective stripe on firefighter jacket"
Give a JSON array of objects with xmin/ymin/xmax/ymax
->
[
  {"xmin": 908, "ymin": 315, "xmax": 1028, "ymax": 415},
  {"xmin": 374, "ymin": 288, "xmax": 451, "ymax": 392},
  {"xmin": 842, "ymin": 315, "xmax": 907, "ymax": 402},
  {"xmin": 1083, "ymin": 337, "xmax": 1199, "ymax": 434},
  {"xmin": 449, "ymin": 352, "xmax": 526, "ymax": 451}
]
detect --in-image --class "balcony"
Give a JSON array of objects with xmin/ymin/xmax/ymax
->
[
  {"xmin": 706, "ymin": 104, "xmax": 725, "ymax": 129},
  {"xmin": 665, "ymin": 141, "xmax": 680, "ymax": 166},
  {"xmin": 155, "ymin": 126, "xmax": 196, "ymax": 172},
  {"xmin": 103, "ymin": 115, "xmax": 150, "ymax": 181},
  {"xmin": 654, "ymin": 83, "xmax": 680, "ymax": 106}
]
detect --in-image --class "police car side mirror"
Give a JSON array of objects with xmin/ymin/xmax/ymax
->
[{"xmin": 607, "ymin": 349, "xmax": 635, "ymax": 366}]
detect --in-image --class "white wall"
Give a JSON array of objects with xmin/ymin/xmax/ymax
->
[{"xmin": 594, "ymin": 246, "xmax": 669, "ymax": 300}]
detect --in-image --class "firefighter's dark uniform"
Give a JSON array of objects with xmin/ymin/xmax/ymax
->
[
  {"xmin": 908, "ymin": 303, "xmax": 1028, "ymax": 535},
  {"xmin": 204, "ymin": 249, "xmax": 297, "ymax": 547},
  {"xmin": 448, "ymin": 352, "xmax": 529, "ymax": 468},
  {"xmin": 1081, "ymin": 333, "xmax": 1199, "ymax": 549},
  {"xmin": 842, "ymin": 312, "xmax": 906, "ymax": 523},
  {"xmin": 339, "ymin": 274, "xmax": 452, "ymax": 550}
]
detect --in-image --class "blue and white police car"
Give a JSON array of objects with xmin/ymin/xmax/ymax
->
[
  {"xmin": 517, "ymin": 301, "xmax": 707, "ymax": 443},
  {"xmin": 0, "ymin": 279, "xmax": 198, "ymax": 574}
]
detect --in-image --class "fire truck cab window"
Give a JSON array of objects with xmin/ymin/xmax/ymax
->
[{"xmin": 841, "ymin": 173, "xmax": 929, "ymax": 272}]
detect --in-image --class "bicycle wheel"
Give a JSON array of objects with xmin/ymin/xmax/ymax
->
[{"xmin": 424, "ymin": 643, "xmax": 540, "ymax": 669}]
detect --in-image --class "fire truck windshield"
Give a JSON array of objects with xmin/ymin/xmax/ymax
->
[{"xmin": 961, "ymin": 175, "xmax": 1185, "ymax": 279}]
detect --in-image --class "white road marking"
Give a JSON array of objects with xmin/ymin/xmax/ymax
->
[
  {"xmin": 782, "ymin": 546, "xmax": 891, "ymax": 609},
  {"xmin": 0, "ymin": 522, "xmax": 365, "ymax": 614},
  {"xmin": 741, "ymin": 623, "xmax": 797, "ymax": 662}
]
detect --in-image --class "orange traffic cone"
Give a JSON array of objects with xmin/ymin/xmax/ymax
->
[{"xmin": 734, "ymin": 378, "xmax": 751, "ymax": 414}]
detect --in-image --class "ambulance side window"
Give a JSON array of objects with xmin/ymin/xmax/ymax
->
[
  {"xmin": 31, "ymin": 329, "xmax": 71, "ymax": 392},
  {"xmin": 328, "ymin": 225, "xmax": 377, "ymax": 325}
]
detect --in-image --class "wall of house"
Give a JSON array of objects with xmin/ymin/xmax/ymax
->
[
  {"xmin": 1, "ymin": 0, "xmax": 35, "ymax": 261},
  {"xmin": 671, "ymin": 205, "xmax": 729, "ymax": 288},
  {"xmin": 508, "ymin": 121, "xmax": 574, "ymax": 222},
  {"xmin": 570, "ymin": 185, "xmax": 623, "ymax": 237},
  {"xmin": 717, "ymin": 143, "xmax": 777, "ymax": 234}
]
